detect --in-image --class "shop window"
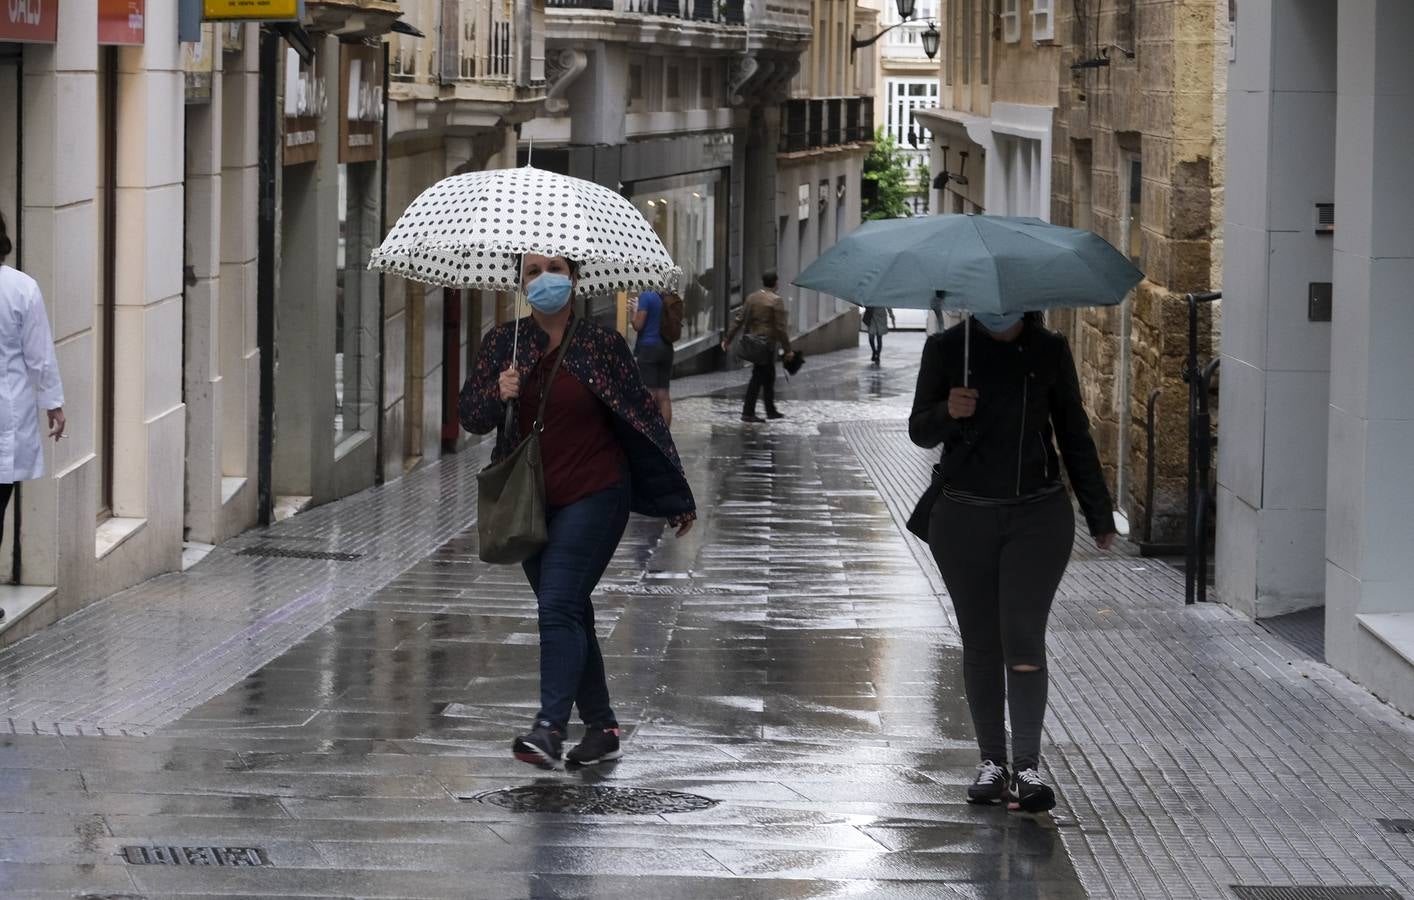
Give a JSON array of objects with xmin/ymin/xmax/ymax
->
[
  {"xmin": 629, "ymin": 172, "xmax": 728, "ymax": 347},
  {"xmin": 1032, "ymin": 0, "xmax": 1055, "ymax": 41},
  {"xmin": 96, "ymin": 47, "xmax": 118, "ymax": 521},
  {"xmin": 336, "ymin": 162, "xmax": 378, "ymax": 444},
  {"xmin": 1001, "ymin": 0, "xmax": 1021, "ymax": 42}
]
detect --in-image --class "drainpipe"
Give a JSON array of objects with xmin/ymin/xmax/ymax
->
[{"xmin": 256, "ymin": 28, "xmax": 278, "ymax": 526}]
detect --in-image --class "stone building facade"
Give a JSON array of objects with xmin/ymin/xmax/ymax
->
[{"xmin": 1048, "ymin": 0, "xmax": 1226, "ymax": 544}]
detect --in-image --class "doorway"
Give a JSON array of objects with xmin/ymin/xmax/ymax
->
[{"xmin": 0, "ymin": 45, "xmax": 21, "ymax": 583}]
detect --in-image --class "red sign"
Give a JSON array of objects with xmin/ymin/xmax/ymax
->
[
  {"xmin": 98, "ymin": 0, "xmax": 144, "ymax": 45},
  {"xmin": 1, "ymin": 0, "xmax": 58, "ymax": 42}
]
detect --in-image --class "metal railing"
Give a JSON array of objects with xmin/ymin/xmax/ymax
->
[
  {"xmin": 550, "ymin": 0, "xmax": 742, "ymax": 19},
  {"xmin": 779, "ymin": 97, "xmax": 874, "ymax": 152},
  {"xmin": 392, "ymin": 2, "xmax": 519, "ymax": 86}
]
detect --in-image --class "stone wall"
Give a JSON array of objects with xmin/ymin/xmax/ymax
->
[{"xmin": 1050, "ymin": 0, "xmax": 1224, "ymax": 543}]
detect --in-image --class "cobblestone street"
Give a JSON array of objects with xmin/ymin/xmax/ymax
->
[{"xmin": 1, "ymin": 334, "xmax": 1412, "ymax": 899}]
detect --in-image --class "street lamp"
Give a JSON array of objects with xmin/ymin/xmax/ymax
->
[{"xmin": 851, "ymin": 0, "xmax": 941, "ymax": 61}]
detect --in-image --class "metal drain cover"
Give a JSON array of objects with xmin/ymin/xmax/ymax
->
[
  {"xmin": 469, "ymin": 784, "xmax": 718, "ymax": 815},
  {"xmin": 237, "ymin": 545, "xmax": 363, "ymax": 562},
  {"xmin": 1377, "ymin": 818, "xmax": 1414, "ymax": 835},
  {"xmin": 1231, "ymin": 888, "xmax": 1404, "ymax": 900},
  {"xmin": 120, "ymin": 846, "xmax": 270, "ymax": 867}
]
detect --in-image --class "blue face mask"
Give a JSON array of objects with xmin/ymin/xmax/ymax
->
[
  {"xmin": 526, "ymin": 272, "xmax": 573, "ymax": 314},
  {"xmin": 975, "ymin": 311, "xmax": 1024, "ymax": 333}
]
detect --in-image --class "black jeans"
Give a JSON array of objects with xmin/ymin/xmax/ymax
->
[
  {"xmin": 928, "ymin": 489, "xmax": 1074, "ymax": 771},
  {"xmin": 0, "ymin": 482, "xmax": 12, "ymax": 545},
  {"xmin": 521, "ymin": 477, "xmax": 631, "ymax": 733},
  {"xmin": 743, "ymin": 362, "xmax": 777, "ymax": 417},
  {"xmin": 868, "ymin": 333, "xmax": 883, "ymax": 358}
]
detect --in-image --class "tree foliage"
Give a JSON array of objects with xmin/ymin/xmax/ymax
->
[{"xmin": 862, "ymin": 128, "xmax": 914, "ymax": 221}]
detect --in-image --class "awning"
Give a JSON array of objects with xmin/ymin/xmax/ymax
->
[{"xmin": 911, "ymin": 107, "xmax": 992, "ymax": 148}]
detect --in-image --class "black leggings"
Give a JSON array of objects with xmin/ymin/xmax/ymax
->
[
  {"xmin": 928, "ymin": 489, "xmax": 1074, "ymax": 771},
  {"xmin": 868, "ymin": 333, "xmax": 883, "ymax": 357}
]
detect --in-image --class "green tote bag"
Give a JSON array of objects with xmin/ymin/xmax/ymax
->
[{"xmin": 476, "ymin": 319, "xmax": 579, "ymax": 565}]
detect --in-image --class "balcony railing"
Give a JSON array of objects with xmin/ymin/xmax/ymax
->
[
  {"xmin": 392, "ymin": 0, "xmax": 529, "ymax": 86},
  {"xmin": 779, "ymin": 97, "xmax": 873, "ymax": 153},
  {"xmin": 548, "ymin": 0, "xmax": 744, "ymax": 22}
]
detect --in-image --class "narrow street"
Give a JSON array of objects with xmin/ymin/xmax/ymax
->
[{"xmin": 1, "ymin": 334, "xmax": 1412, "ymax": 899}]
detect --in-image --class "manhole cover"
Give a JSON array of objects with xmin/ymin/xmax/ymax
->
[
  {"xmin": 238, "ymin": 545, "xmax": 362, "ymax": 562},
  {"xmin": 469, "ymin": 784, "xmax": 718, "ymax": 815},
  {"xmin": 120, "ymin": 846, "xmax": 271, "ymax": 867},
  {"xmin": 1232, "ymin": 888, "xmax": 1404, "ymax": 900}
]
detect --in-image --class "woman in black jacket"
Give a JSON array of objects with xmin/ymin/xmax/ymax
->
[{"xmin": 910, "ymin": 311, "xmax": 1116, "ymax": 813}]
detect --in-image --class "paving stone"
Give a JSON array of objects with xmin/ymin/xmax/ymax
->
[{"xmin": 4, "ymin": 335, "xmax": 1407, "ymax": 896}]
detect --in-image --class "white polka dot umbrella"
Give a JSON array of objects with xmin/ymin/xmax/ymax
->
[{"xmin": 369, "ymin": 166, "xmax": 682, "ymax": 297}]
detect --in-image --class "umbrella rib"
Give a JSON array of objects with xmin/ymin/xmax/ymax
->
[{"xmin": 972, "ymin": 219, "xmax": 1005, "ymax": 313}]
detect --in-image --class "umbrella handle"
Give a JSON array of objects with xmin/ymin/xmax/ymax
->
[{"xmin": 963, "ymin": 313, "xmax": 971, "ymax": 388}]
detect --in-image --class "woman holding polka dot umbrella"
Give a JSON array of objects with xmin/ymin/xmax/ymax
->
[{"xmin": 372, "ymin": 168, "xmax": 695, "ymax": 769}]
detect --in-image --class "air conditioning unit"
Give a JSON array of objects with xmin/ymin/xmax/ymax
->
[{"xmin": 1315, "ymin": 202, "xmax": 1334, "ymax": 235}]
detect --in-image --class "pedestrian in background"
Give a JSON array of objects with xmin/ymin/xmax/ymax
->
[
  {"xmin": 460, "ymin": 253, "xmax": 696, "ymax": 769},
  {"xmin": 722, "ymin": 271, "xmax": 797, "ymax": 423},
  {"xmin": 0, "ymin": 213, "xmax": 65, "ymax": 623},
  {"xmin": 863, "ymin": 306, "xmax": 895, "ymax": 365},
  {"xmin": 909, "ymin": 311, "xmax": 1116, "ymax": 813},
  {"xmin": 630, "ymin": 288, "xmax": 678, "ymax": 427}
]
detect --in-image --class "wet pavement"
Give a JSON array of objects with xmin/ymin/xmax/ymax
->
[{"xmin": 1, "ymin": 332, "xmax": 1413, "ymax": 898}]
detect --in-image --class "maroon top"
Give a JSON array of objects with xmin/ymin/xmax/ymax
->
[{"xmin": 519, "ymin": 351, "xmax": 626, "ymax": 508}]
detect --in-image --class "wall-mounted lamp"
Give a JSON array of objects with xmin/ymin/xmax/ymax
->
[
  {"xmin": 851, "ymin": 0, "xmax": 941, "ymax": 61},
  {"xmin": 933, "ymin": 146, "xmax": 970, "ymax": 189}
]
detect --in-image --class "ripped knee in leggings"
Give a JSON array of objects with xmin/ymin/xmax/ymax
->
[{"xmin": 1009, "ymin": 663, "xmax": 1045, "ymax": 673}]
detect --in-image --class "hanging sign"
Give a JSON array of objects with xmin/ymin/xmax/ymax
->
[
  {"xmin": 202, "ymin": 0, "xmax": 297, "ymax": 20},
  {"xmin": 98, "ymin": 0, "xmax": 144, "ymax": 45},
  {"xmin": 220, "ymin": 21, "xmax": 243, "ymax": 52},
  {"xmin": 1, "ymin": 0, "xmax": 58, "ymax": 42},
  {"xmin": 182, "ymin": 24, "xmax": 215, "ymax": 103},
  {"xmin": 339, "ymin": 44, "xmax": 382, "ymax": 164},
  {"xmin": 283, "ymin": 46, "xmax": 324, "ymax": 166}
]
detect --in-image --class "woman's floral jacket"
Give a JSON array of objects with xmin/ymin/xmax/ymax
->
[{"xmin": 460, "ymin": 315, "xmax": 697, "ymax": 525}]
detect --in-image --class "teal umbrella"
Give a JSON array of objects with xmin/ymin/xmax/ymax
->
[{"xmin": 792, "ymin": 214, "xmax": 1143, "ymax": 382}]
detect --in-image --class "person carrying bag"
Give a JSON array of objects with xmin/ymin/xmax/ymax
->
[
  {"xmin": 722, "ymin": 271, "xmax": 798, "ymax": 422},
  {"xmin": 460, "ymin": 254, "xmax": 696, "ymax": 771},
  {"xmin": 476, "ymin": 318, "xmax": 579, "ymax": 565}
]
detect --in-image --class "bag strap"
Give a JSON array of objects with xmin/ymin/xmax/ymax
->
[{"xmin": 531, "ymin": 316, "xmax": 580, "ymax": 433}]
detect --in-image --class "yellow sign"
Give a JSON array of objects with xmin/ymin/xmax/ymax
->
[{"xmin": 202, "ymin": 0, "xmax": 297, "ymax": 22}]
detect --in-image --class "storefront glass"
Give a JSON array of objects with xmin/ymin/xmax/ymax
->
[
  {"xmin": 336, "ymin": 161, "xmax": 378, "ymax": 442},
  {"xmin": 627, "ymin": 170, "xmax": 728, "ymax": 350}
]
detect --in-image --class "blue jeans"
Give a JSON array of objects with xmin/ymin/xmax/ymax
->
[{"xmin": 521, "ymin": 477, "xmax": 631, "ymax": 733}]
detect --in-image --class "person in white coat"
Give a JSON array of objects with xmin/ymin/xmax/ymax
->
[{"xmin": 0, "ymin": 213, "xmax": 65, "ymax": 621}]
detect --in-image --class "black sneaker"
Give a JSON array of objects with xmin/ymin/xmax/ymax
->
[
  {"xmin": 566, "ymin": 727, "xmax": 623, "ymax": 766},
  {"xmin": 765, "ymin": 411, "xmax": 785, "ymax": 420},
  {"xmin": 1010, "ymin": 768, "xmax": 1056, "ymax": 813},
  {"xmin": 511, "ymin": 720, "xmax": 563, "ymax": 769},
  {"xmin": 741, "ymin": 414, "xmax": 765, "ymax": 423},
  {"xmin": 967, "ymin": 760, "xmax": 1010, "ymax": 805}
]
